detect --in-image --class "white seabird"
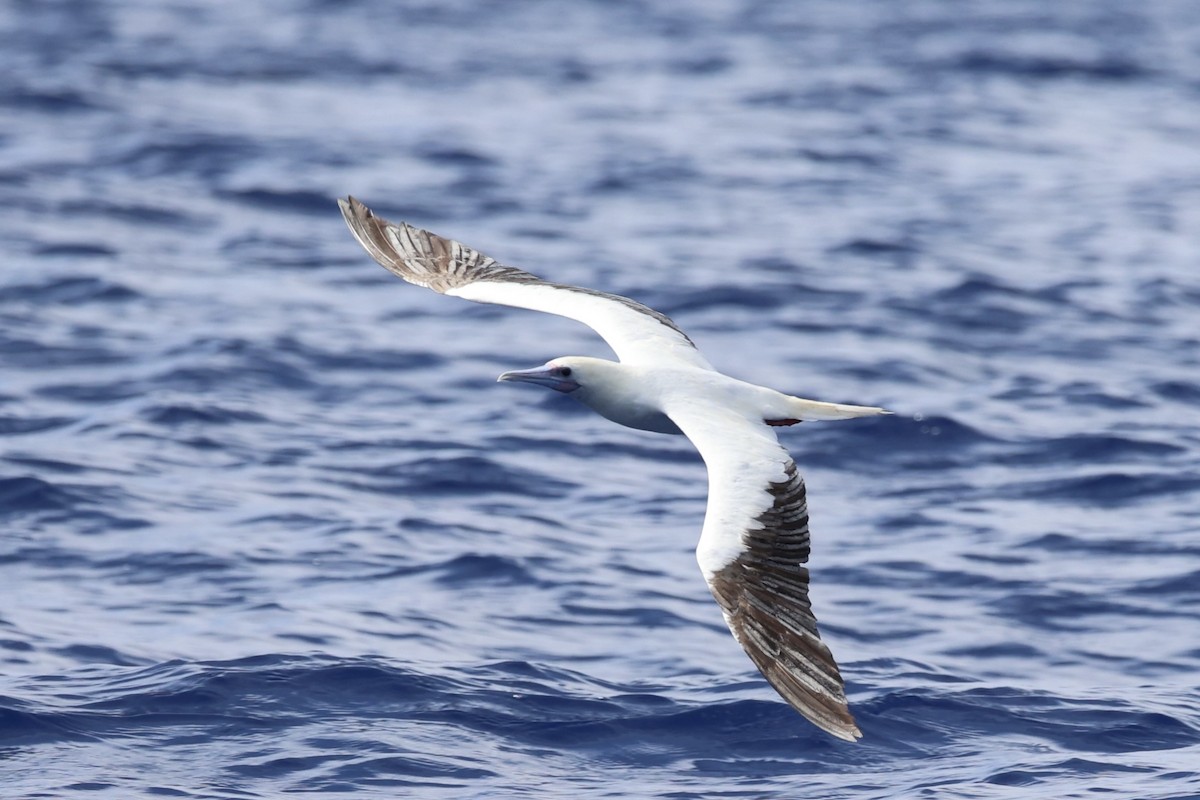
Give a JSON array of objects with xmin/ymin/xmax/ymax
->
[{"xmin": 339, "ymin": 196, "xmax": 887, "ymax": 741}]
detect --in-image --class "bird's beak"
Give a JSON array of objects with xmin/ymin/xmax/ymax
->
[{"xmin": 497, "ymin": 366, "xmax": 580, "ymax": 394}]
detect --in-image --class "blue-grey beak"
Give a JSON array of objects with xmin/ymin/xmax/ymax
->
[{"xmin": 497, "ymin": 366, "xmax": 580, "ymax": 394}]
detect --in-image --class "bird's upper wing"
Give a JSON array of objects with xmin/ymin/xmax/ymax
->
[
  {"xmin": 338, "ymin": 197, "xmax": 712, "ymax": 370},
  {"xmin": 663, "ymin": 397, "xmax": 861, "ymax": 741}
]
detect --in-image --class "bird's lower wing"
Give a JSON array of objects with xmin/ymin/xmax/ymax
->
[
  {"xmin": 338, "ymin": 197, "xmax": 711, "ymax": 369},
  {"xmin": 664, "ymin": 399, "xmax": 861, "ymax": 741}
]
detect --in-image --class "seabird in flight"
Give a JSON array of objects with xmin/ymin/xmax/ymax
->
[{"xmin": 338, "ymin": 196, "xmax": 888, "ymax": 741}]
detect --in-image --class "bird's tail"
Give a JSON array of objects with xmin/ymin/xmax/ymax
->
[{"xmin": 765, "ymin": 393, "xmax": 890, "ymax": 425}]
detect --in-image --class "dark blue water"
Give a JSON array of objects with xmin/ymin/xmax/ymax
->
[{"xmin": 4, "ymin": 1, "xmax": 1200, "ymax": 797}]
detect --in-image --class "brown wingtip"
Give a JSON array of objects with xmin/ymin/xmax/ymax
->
[
  {"xmin": 336, "ymin": 196, "xmax": 518, "ymax": 293},
  {"xmin": 337, "ymin": 195, "xmax": 413, "ymax": 280},
  {"xmin": 339, "ymin": 195, "xmax": 371, "ymax": 223},
  {"xmin": 833, "ymin": 721, "xmax": 864, "ymax": 742}
]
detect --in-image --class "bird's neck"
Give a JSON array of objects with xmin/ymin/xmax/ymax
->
[{"xmin": 572, "ymin": 361, "xmax": 683, "ymax": 435}]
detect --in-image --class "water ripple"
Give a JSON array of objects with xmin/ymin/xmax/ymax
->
[{"xmin": 3, "ymin": 0, "xmax": 1200, "ymax": 797}]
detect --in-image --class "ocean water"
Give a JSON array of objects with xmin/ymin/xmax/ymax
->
[{"xmin": 3, "ymin": 0, "xmax": 1200, "ymax": 797}]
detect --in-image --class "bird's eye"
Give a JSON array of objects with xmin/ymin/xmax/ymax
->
[{"xmin": 558, "ymin": 366, "xmax": 572, "ymax": 377}]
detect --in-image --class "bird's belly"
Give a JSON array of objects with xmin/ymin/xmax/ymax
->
[{"xmin": 598, "ymin": 405, "xmax": 683, "ymax": 435}]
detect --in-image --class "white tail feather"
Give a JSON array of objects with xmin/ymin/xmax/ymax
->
[{"xmin": 787, "ymin": 396, "xmax": 890, "ymax": 421}]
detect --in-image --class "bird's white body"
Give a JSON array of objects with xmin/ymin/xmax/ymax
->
[
  {"xmin": 561, "ymin": 355, "xmax": 882, "ymax": 443},
  {"xmin": 339, "ymin": 196, "xmax": 888, "ymax": 741}
]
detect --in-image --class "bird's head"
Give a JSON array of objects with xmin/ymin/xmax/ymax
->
[{"xmin": 496, "ymin": 357, "xmax": 595, "ymax": 394}]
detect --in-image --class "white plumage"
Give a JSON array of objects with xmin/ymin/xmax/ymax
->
[{"xmin": 339, "ymin": 196, "xmax": 887, "ymax": 741}]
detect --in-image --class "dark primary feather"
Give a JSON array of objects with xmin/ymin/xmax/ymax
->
[
  {"xmin": 706, "ymin": 461, "xmax": 861, "ymax": 741},
  {"xmin": 338, "ymin": 196, "xmax": 539, "ymax": 292}
]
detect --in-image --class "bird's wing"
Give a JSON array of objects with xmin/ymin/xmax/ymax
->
[
  {"xmin": 663, "ymin": 397, "xmax": 861, "ymax": 741},
  {"xmin": 338, "ymin": 197, "xmax": 712, "ymax": 370}
]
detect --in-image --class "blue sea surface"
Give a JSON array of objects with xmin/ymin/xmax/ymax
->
[{"xmin": 3, "ymin": 1, "xmax": 1200, "ymax": 797}]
